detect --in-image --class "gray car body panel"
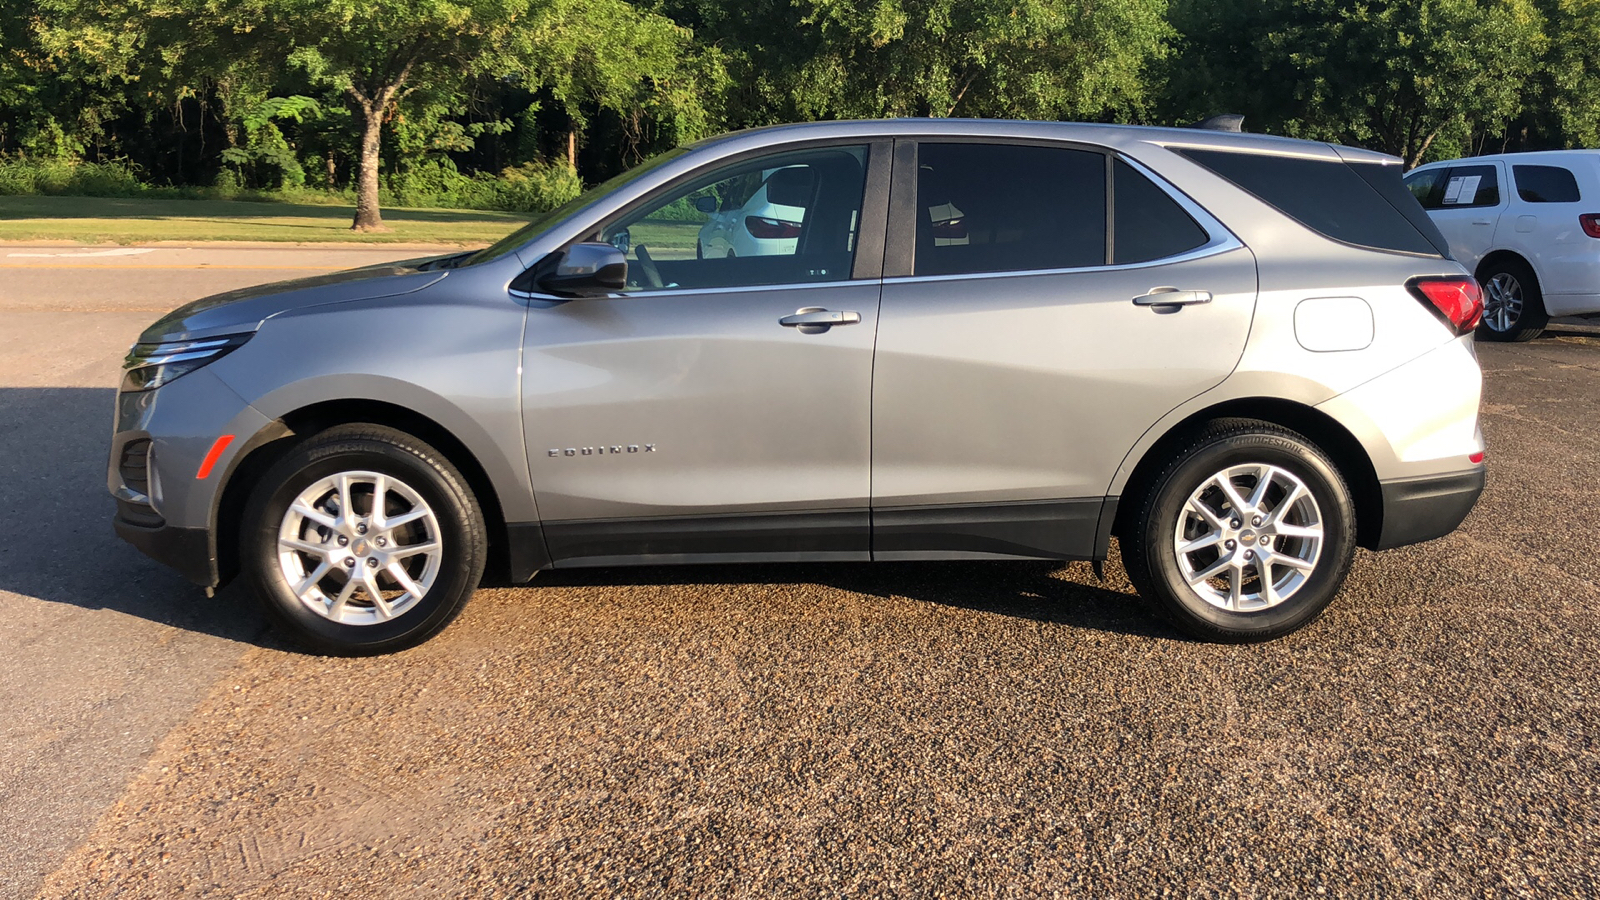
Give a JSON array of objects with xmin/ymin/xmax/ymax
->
[
  {"xmin": 109, "ymin": 118, "xmax": 1486, "ymax": 587},
  {"xmin": 139, "ymin": 268, "xmax": 448, "ymax": 342}
]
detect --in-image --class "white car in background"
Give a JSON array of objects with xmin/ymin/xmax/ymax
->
[
  {"xmin": 1406, "ymin": 150, "xmax": 1600, "ymax": 341},
  {"xmin": 696, "ymin": 166, "xmax": 811, "ymax": 258}
]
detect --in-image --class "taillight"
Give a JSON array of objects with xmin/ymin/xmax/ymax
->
[
  {"xmin": 1580, "ymin": 214, "xmax": 1600, "ymax": 238},
  {"xmin": 1407, "ymin": 276, "xmax": 1484, "ymax": 335},
  {"xmin": 745, "ymin": 216, "xmax": 802, "ymax": 239}
]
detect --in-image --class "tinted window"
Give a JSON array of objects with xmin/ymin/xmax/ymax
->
[
  {"xmin": 1405, "ymin": 168, "xmax": 1445, "ymax": 209},
  {"xmin": 1514, "ymin": 165, "xmax": 1581, "ymax": 203},
  {"xmin": 914, "ymin": 143, "xmax": 1105, "ymax": 276},
  {"xmin": 598, "ymin": 146, "xmax": 868, "ymax": 291},
  {"xmin": 1352, "ymin": 162, "xmax": 1453, "ymax": 257},
  {"xmin": 1113, "ymin": 160, "xmax": 1209, "ymax": 264},
  {"xmin": 1178, "ymin": 148, "xmax": 1442, "ymax": 256},
  {"xmin": 1437, "ymin": 164, "xmax": 1500, "ymax": 208}
]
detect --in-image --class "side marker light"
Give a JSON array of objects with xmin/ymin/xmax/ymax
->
[{"xmin": 196, "ymin": 435, "xmax": 236, "ymax": 479}]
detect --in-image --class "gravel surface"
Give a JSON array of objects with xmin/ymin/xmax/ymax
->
[{"xmin": 19, "ymin": 323, "xmax": 1600, "ymax": 897}]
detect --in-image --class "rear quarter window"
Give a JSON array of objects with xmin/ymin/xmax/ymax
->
[
  {"xmin": 1177, "ymin": 148, "xmax": 1447, "ymax": 257},
  {"xmin": 1513, "ymin": 165, "xmax": 1582, "ymax": 203}
]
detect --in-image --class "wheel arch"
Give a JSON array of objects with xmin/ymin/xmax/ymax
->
[
  {"xmin": 1474, "ymin": 248, "xmax": 1540, "ymax": 288},
  {"xmin": 213, "ymin": 399, "xmax": 527, "ymax": 589},
  {"xmin": 1111, "ymin": 397, "xmax": 1384, "ymax": 551}
]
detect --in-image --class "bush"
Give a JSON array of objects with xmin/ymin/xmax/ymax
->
[
  {"xmin": 494, "ymin": 160, "xmax": 582, "ymax": 213},
  {"xmin": 0, "ymin": 153, "xmax": 585, "ymax": 213},
  {"xmin": 0, "ymin": 157, "xmax": 148, "ymax": 197},
  {"xmin": 385, "ymin": 158, "xmax": 582, "ymax": 213}
]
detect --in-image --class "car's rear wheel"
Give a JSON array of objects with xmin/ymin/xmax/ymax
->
[
  {"xmin": 242, "ymin": 424, "xmax": 486, "ymax": 655},
  {"xmin": 1121, "ymin": 420, "xmax": 1356, "ymax": 642},
  {"xmin": 1477, "ymin": 258, "xmax": 1548, "ymax": 342}
]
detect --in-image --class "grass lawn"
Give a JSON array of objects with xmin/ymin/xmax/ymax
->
[{"xmin": 0, "ymin": 194, "xmax": 531, "ymax": 245}]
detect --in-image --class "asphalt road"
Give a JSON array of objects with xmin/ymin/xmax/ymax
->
[{"xmin": 2, "ymin": 245, "xmax": 1597, "ymax": 897}]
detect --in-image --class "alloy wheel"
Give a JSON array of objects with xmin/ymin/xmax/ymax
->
[
  {"xmin": 276, "ymin": 470, "xmax": 443, "ymax": 625},
  {"xmin": 1483, "ymin": 272, "xmax": 1523, "ymax": 333},
  {"xmin": 1172, "ymin": 463, "xmax": 1324, "ymax": 612}
]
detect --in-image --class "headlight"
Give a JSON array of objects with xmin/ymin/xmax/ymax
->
[{"xmin": 121, "ymin": 334, "xmax": 252, "ymax": 392}]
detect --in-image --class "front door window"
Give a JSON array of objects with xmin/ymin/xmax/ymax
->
[{"xmin": 598, "ymin": 146, "xmax": 869, "ymax": 291}]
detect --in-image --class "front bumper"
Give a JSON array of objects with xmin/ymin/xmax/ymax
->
[
  {"xmin": 113, "ymin": 514, "xmax": 216, "ymax": 587},
  {"xmin": 107, "ymin": 366, "xmax": 270, "ymax": 589},
  {"xmin": 1373, "ymin": 468, "xmax": 1486, "ymax": 550}
]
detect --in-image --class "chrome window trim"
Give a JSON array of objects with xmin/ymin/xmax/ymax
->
[
  {"xmin": 882, "ymin": 236, "xmax": 1245, "ymax": 287},
  {"xmin": 511, "ymin": 277, "xmax": 879, "ymax": 303}
]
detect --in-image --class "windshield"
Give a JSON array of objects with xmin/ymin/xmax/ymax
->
[{"xmin": 464, "ymin": 147, "xmax": 692, "ymax": 266}]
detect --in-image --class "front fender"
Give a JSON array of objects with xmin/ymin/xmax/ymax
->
[{"xmin": 206, "ymin": 283, "xmax": 537, "ymax": 523}]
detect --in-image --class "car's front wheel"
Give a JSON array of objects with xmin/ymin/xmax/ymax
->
[
  {"xmin": 242, "ymin": 424, "xmax": 486, "ymax": 655},
  {"xmin": 1477, "ymin": 258, "xmax": 1548, "ymax": 342},
  {"xmin": 1121, "ymin": 420, "xmax": 1356, "ymax": 642}
]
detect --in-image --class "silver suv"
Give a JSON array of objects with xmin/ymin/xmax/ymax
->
[{"xmin": 108, "ymin": 120, "xmax": 1487, "ymax": 654}]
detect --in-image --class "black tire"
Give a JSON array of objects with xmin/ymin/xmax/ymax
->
[
  {"xmin": 1476, "ymin": 257, "xmax": 1548, "ymax": 342},
  {"xmin": 241, "ymin": 424, "xmax": 487, "ymax": 655},
  {"xmin": 1121, "ymin": 419, "xmax": 1356, "ymax": 643}
]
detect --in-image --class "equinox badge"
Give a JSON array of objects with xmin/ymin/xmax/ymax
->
[{"xmin": 548, "ymin": 444, "xmax": 656, "ymax": 457}]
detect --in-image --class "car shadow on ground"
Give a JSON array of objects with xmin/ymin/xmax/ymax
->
[
  {"xmin": 525, "ymin": 560, "xmax": 1177, "ymax": 639},
  {"xmin": 6, "ymin": 386, "xmax": 1169, "ymax": 649},
  {"xmin": 0, "ymin": 387, "xmax": 270, "ymax": 647}
]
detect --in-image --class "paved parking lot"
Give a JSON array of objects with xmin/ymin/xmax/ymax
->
[{"xmin": 2, "ymin": 246, "xmax": 1597, "ymax": 897}]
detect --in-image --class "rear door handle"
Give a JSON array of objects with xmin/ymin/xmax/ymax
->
[
  {"xmin": 1471, "ymin": 219, "xmax": 1493, "ymax": 226},
  {"xmin": 1132, "ymin": 288, "xmax": 1213, "ymax": 308},
  {"xmin": 779, "ymin": 307, "xmax": 862, "ymax": 330}
]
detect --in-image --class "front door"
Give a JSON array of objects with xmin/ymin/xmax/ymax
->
[
  {"xmin": 871, "ymin": 142, "xmax": 1259, "ymax": 559},
  {"xmin": 521, "ymin": 142, "xmax": 887, "ymax": 565}
]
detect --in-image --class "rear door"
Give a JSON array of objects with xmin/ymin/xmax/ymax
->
[
  {"xmin": 870, "ymin": 141, "xmax": 1258, "ymax": 559},
  {"xmin": 1427, "ymin": 162, "xmax": 1507, "ymax": 268}
]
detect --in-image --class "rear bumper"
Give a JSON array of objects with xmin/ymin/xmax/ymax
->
[
  {"xmin": 114, "ymin": 513, "xmax": 216, "ymax": 588},
  {"xmin": 1373, "ymin": 468, "xmax": 1486, "ymax": 550}
]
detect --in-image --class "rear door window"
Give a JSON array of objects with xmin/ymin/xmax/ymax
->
[
  {"xmin": 1177, "ymin": 148, "xmax": 1444, "ymax": 256},
  {"xmin": 1513, "ymin": 165, "xmax": 1582, "ymax": 203},
  {"xmin": 1113, "ymin": 160, "xmax": 1209, "ymax": 264},
  {"xmin": 1437, "ymin": 164, "xmax": 1501, "ymax": 209},
  {"xmin": 914, "ymin": 143, "xmax": 1106, "ymax": 276}
]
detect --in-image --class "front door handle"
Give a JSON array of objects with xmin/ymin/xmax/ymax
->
[
  {"xmin": 780, "ymin": 307, "xmax": 862, "ymax": 333},
  {"xmin": 1133, "ymin": 288, "xmax": 1213, "ymax": 309}
]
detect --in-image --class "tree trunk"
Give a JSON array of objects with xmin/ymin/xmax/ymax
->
[
  {"xmin": 352, "ymin": 101, "xmax": 388, "ymax": 232},
  {"xmin": 1407, "ymin": 130, "xmax": 1438, "ymax": 170},
  {"xmin": 567, "ymin": 129, "xmax": 578, "ymax": 169},
  {"xmin": 325, "ymin": 152, "xmax": 337, "ymax": 189}
]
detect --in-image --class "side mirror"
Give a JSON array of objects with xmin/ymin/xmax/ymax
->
[
  {"xmin": 538, "ymin": 243, "xmax": 628, "ymax": 297},
  {"xmin": 694, "ymin": 196, "xmax": 718, "ymax": 214}
]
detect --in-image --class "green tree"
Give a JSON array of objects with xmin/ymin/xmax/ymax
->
[
  {"xmin": 1165, "ymin": 0, "xmax": 1546, "ymax": 166},
  {"xmin": 667, "ymin": 0, "xmax": 1171, "ymax": 124},
  {"xmin": 527, "ymin": 0, "xmax": 725, "ymax": 169},
  {"xmin": 1533, "ymin": 0, "xmax": 1600, "ymax": 147},
  {"xmin": 261, "ymin": 0, "xmax": 547, "ymax": 231}
]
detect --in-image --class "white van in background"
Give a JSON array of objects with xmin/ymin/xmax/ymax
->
[{"xmin": 1406, "ymin": 150, "xmax": 1600, "ymax": 341}]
